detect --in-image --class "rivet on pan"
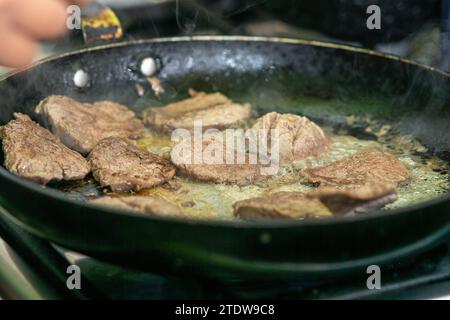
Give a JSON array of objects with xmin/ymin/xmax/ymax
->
[
  {"xmin": 140, "ymin": 57, "xmax": 157, "ymax": 77},
  {"xmin": 73, "ymin": 69, "xmax": 90, "ymax": 88}
]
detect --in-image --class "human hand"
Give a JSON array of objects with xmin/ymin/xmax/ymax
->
[{"xmin": 0, "ymin": 0, "xmax": 91, "ymax": 68}]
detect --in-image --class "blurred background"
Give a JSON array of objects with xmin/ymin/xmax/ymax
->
[{"xmin": 1, "ymin": 0, "xmax": 449, "ymax": 73}]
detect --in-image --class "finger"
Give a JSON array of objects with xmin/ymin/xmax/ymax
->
[
  {"xmin": 10, "ymin": 0, "xmax": 68, "ymax": 39},
  {"xmin": 0, "ymin": 20, "xmax": 38, "ymax": 68},
  {"xmin": 66, "ymin": 0, "xmax": 92, "ymax": 6}
]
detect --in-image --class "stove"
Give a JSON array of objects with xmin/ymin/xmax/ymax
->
[
  {"xmin": 1, "ymin": 203, "xmax": 450, "ymax": 300},
  {"xmin": 1, "ymin": 0, "xmax": 449, "ymax": 300}
]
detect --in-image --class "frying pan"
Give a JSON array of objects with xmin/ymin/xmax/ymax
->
[{"xmin": 0, "ymin": 13, "xmax": 450, "ymax": 282}]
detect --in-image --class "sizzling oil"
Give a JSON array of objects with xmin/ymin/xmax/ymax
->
[{"xmin": 135, "ymin": 127, "xmax": 450, "ymax": 221}]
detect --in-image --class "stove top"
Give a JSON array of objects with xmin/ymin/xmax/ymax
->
[{"xmin": 1, "ymin": 205, "xmax": 450, "ymax": 300}]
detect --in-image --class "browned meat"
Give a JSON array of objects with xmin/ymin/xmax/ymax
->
[
  {"xmin": 171, "ymin": 136, "xmax": 272, "ymax": 184},
  {"xmin": 35, "ymin": 95, "xmax": 145, "ymax": 155},
  {"xmin": 233, "ymin": 183, "xmax": 397, "ymax": 220},
  {"xmin": 88, "ymin": 137, "xmax": 176, "ymax": 192},
  {"xmin": 0, "ymin": 113, "xmax": 89, "ymax": 184},
  {"xmin": 143, "ymin": 89, "xmax": 252, "ymax": 133},
  {"xmin": 302, "ymin": 148, "xmax": 410, "ymax": 187},
  {"xmin": 309, "ymin": 183, "xmax": 398, "ymax": 216},
  {"xmin": 233, "ymin": 192, "xmax": 332, "ymax": 219},
  {"xmin": 250, "ymin": 112, "xmax": 329, "ymax": 165},
  {"xmin": 91, "ymin": 196, "xmax": 181, "ymax": 217}
]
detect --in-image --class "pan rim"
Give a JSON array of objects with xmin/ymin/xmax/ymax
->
[
  {"xmin": 1, "ymin": 35, "xmax": 449, "ymax": 80},
  {"xmin": 0, "ymin": 35, "xmax": 449, "ymax": 229}
]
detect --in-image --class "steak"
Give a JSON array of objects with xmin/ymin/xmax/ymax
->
[
  {"xmin": 88, "ymin": 137, "xmax": 176, "ymax": 192},
  {"xmin": 91, "ymin": 196, "xmax": 181, "ymax": 217},
  {"xmin": 250, "ymin": 112, "xmax": 329, "ymax": 165},
  {"xmin": 302, "ymin": 148, "xmax": 410, "ymax": 187},
  {"xmin": 171, "ymin": 135, "xmax": 272, "ymax": 184},
  {"xmin": 35, "ymin": 95, "xmax": 145, "ymax": 155},
  {"xmin": 233, "ymin": 192, "xmax": 333, "ymax": 219},
  {"xmin": 143, "ymin": 89, "xmax": 252, "ymax": 133},
  {"xmin": 233, "ymin": 183, "xmax": 397, "ymax": 220},
  {"xmin": 309, "ymin": 183, "xmax": 398, "ymax": 216},
  {"xmin": 0, "ymin": 113, "xmax": 89, "ymax": 184}
]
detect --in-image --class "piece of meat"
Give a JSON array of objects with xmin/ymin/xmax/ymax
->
[
  {"xmin": 171, "ymin": 135, "xmax": 272, "ymax": 184},
  {"xmin": 88, "ymin": 137, "xmax": 176, "ymax": 192},
  {"xmin": 308, "ymin": 183, "xmax": 398, "ymax": 216},
  {"xmin": 91, "ymin": 196, "xmax": 182, "ymax": 217},
  {"xmin": 143, "ymin": 89, "xmax": 252, "ymax": 133},
  {"xmin": 0, "ymin": 113, "xmax": 90, "ymax": 184},
  {"xmin": 233, "ymin": 192, "xmax": 333, "ymax": 219},
  {"xmin": 302, "ymin": 148, "xmax": 410, "ymax": 187},
  {"xmin": 233, "ymin": 183, "xmax": 398, "ymax": 220},
  {"xmin": 35, "ymin": 95, "xmax": 145, "ymax": 155},
  {"xmin": 250, "ymin": 112, "xmax": 329, "ymax": 165}
]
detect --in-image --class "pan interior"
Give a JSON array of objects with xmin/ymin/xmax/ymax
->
[{"xmin": 59, "ymin": 90, "xmax": 450, "ymax": 221}]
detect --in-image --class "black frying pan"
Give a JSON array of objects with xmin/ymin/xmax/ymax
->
[{"xmin": 1, "ymin": 36, "xmax": 450, "ymax": 282}]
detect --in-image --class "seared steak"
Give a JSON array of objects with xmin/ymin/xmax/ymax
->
[
  {"xmin": 250, "ymin": 112, "xmax": 329, "ymax": 165},
  {"xmin": 88, "ymin": 137, "xmax": 176, "ymax": 192},
  {"xmin": 234, "ymin": 183, "xmax": 397, "ymax": 220},
  {"xmin": 171, "ymin": 136, "xmax": 272, "ymax": 184},
  {"xmin": 1, "ymin": 113, "xmax": 89, "ymax": 184},
  {"xmin": 35, "ymin": 95, "xmax": 144, "ymax": 155},
  {"xmin": 309, "ymin": 183, "xmax": 398, "ymax": 216},
  {"xmin": 302, "ymin": 148, "xmax": 410, "ymax": 187},
  {"xmin": 143, "ymin": 89, "xmax": 252, "ymax": 133},
  {"xmin": 91, "ymin": 196, "xmax": 181, "ymax": 217},
  {"xmin": 233, "ymin": 192, "xmax": 333, "ymax": 219}
]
